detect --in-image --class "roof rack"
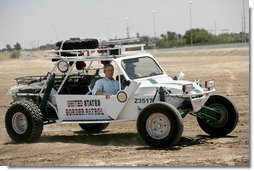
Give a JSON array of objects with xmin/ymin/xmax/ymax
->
[
  {"xmin": 46, "ymin": 44, "xmax": 146, "ymax": 59},
  {"xmin": 102, "ymin": 38, "xmax": 140, "ymax": 45}
]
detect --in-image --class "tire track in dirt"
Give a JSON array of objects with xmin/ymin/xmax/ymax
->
[{"xmin": 223, "ymin": 69, "xmax": 236, "ymax": 95}]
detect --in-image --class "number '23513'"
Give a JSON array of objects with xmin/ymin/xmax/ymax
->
[{"xmin": 134, "ymin": 98, "xmax": 153, "ymax": 103}]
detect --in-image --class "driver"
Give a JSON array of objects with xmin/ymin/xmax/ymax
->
[{"xmin": 125, "ymin": 63, "xmax": 140, "ymax": 79}]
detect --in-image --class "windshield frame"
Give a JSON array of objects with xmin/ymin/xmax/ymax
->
[{"xmin": 120, "ymin": 56, "xmax": 164, "ymax": 80}]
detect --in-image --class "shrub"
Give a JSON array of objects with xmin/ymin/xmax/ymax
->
[{"xmin": 10, "ymin": 50, "xmax": 21, "ymax": 59}]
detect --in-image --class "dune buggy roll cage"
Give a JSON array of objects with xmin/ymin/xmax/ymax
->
[{"xmin": 33, "ymin": 44, "xmax": 147, "ymax": 117}]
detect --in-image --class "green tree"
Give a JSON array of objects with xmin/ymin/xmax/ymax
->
[
  {"xmin": 166, "ymin": 31, "xmax": 177, "ymax": 42},
  {"xmin": 14, "ymin": 42, "xmax": 22, "ymax": 50},
  {"xmin": 6, "ymin": 44, "xmax": 12, "ymax": 51},
  {"xmin": 136, "ymin": 32, "xmax": 140, "ymax": 38},
  {"xmin": 177, "ymin": 34, "xmax": 182, "ymax": 41},
  {"xmin": 183, "ymin": 28, "xmax": 213, "ymax": 44},
  {"xmin": 160, "ymin": 34, "xmax": 167, "ymax": 41},
  {"xmin": 139, "ymin": 35, "xmax": 150, "ymax": 44}
]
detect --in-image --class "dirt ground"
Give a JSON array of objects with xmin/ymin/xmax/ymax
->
[{"xmin": 0, "ymin": 47, "xmax": 249, "ymax": 166}]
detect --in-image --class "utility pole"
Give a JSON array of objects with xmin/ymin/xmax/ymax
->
[
  {"xmin": 106, "ymin": 21, "xmax": 109, "ymax": 40},
  {"xmin": 126, "ymin": 17, "xmax": 130, "ymax": 39},
  {"xmin": 189, "ymin": 1, "xmax": 193, "ymax": 45},
  {"xmin": 214, "ymin": 21, "xmax": 217, "ymax": 36},
  {"xmin": 152, "ymin": 10, "xmax": 156, "ymax": 39},
  {"xmin": 242, "ymin": 0, "xmax": 246, "ymax": 43}
]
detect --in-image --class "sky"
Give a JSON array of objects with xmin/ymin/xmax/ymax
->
[{"xmin": 0, "ymin": 0, "xmax": 250, "ymax": 49}]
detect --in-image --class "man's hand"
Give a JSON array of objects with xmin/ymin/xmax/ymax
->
[{"xmin": 96, "ymin": 91, "xmax": 111, "ymax": 99}]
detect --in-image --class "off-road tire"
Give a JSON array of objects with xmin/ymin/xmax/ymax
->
[
  {"xmin": 197, "ymin": 95, "xmax": 239, "ymax": 136},
  {"xmin": 5, "ymin": 100, "xmax": 43, "ymax": 142},
  {"xmin": 56, "ymin": 38, "xmax": 99, "ymax": 50},
  {"xmin": 79, "ymin": 123, "xmax": 109, "ymax": 133},
  {"xmin": 137, "ymin": 102, "xmax": 183, "ymax": 148}
]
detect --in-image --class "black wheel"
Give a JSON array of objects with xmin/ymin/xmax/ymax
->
[
  {"xmin": 137, "ymin": 102, "xmax": 183, "ymax": 148},
  {"xmin": 5, "ymin": 100, "xmax": 43, "ymax": 142},
  {"xmin": 56, "ymin": 38, "xmax": 99, "ymax": 50},
  {"xmin": 79, "ymin": 123, "xmax": 109, "ymax": 133},
  {"xmin": 197, "ymin": 95, "xmax": 239, "ymax": 136}
]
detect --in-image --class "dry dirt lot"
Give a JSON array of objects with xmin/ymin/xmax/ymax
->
[{"xmin": 0, "ymin": 47, "xmax": 249, "ymax": 166}]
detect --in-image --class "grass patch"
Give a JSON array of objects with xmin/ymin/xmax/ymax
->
[
  {"xmin": 0, "ymin": 51, "xmax": 11, "ymax": 60},
  {"xmin": 0, "ymin": 51, "xmax": 21, "ymax": 60}
]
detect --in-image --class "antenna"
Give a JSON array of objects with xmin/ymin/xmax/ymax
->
[{"xmin": 38, "ymin": 0, "xmax": 59, "ymax": 41}]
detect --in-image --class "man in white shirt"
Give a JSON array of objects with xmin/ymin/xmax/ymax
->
[{"xmin": 92, "ymin": 63, "xmax": 120, "ymax": 99}]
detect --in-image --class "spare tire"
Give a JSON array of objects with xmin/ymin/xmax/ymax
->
[{"xmin": 56, "ymin": 38, "xmax": 99, "ymax": 50}]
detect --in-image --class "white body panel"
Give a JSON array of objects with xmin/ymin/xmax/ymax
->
[
  {"xmin": 54, "ymin": 81, "xmax": 140, "ymax": 122},
  {"xmin": 9, "ymin": 44, "xmax": 215, "ymax": 124}
]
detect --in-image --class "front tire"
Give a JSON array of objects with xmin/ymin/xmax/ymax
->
[
  {"xmin": 197, "ymin": 95, "xmax": 239, "ymax": 136},
  {"xmin": 5, "ymin": 100, "xmax": 43, "ymax": 142},
  {"xmin": 137, "ymin": 102, "xmax": 183, "ymax": 148}
]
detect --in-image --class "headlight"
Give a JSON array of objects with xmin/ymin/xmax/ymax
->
[
  {"xmin": 182, "ymin": 84, "xmax": 194, "ymax": 94},
  {"xmin": 205, "ymin": 80, "xmax": 215, "ymax": 90}
]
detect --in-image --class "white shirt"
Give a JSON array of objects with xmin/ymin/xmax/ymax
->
[{"xmin": 92, "ymin": 77, "xmax": 120, "ymax": 95}]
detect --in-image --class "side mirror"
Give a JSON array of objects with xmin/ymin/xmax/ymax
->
[{"xmin": 178, "ymin": 71, "xmax": 185, "ymax": 80}]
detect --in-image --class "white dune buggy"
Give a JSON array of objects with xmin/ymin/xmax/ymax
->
[{"xmin": 5, "ymin": 38, "xmax": 239, "ymax": 148}]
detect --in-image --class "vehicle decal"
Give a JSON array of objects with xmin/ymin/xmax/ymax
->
[
  {"xmin": 65, "ymin": 108, "xmax": 104, "ymax": 116},
  {"xmin": 148, "ymin": 79, "xmax": 158, "ymax": 84},
  {"xmin": 117, "ymin": 91, "xmax": 127, "ymax": 103},
  {"xmin": 134, "ymin": 98, "xmax": 153, "ymax": 103},
  {"xmin": 65, "ymin": 99, "xmax": 104, "ymax": 116}
]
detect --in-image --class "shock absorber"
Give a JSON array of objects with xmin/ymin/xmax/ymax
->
[{"xmin": 159, "ymin": 86, "xmax": 165, "ymax": 102}]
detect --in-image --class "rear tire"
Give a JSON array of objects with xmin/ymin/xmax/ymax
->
[
  {"xmin": 197, "ymin": 95, "xmax": 239, "ymax": 136},
  {"xmin": 79, "ymin": 123, "xmax": 109, "ymax": 133},
  {"xmin": 5, "ymin": 100, "xmax": 43, "ymax": 142},
  {"xmin": 137, "ymin": 102, "xmax": 183, "ymax": 148}
]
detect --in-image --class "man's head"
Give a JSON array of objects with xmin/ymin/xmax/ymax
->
[
  {"xmin": 125, "ymin": 63, "xmax": 136, "ymax": 69},
  {"xmin": 125, "ymin": 63, "xmax": 136, "ymax": 76},
  {"xmin": 103, "ymin": 63, "xmax": 114, "ymax": 78}
]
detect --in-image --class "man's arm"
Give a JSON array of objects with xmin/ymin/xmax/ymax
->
[
  {"xmin": 92, "ymin": 79, "xmax": 103, "ymax": 95},
  {"xmin": 92, "ymin": 78, "xmax": 112, "ymax": 99},
  {"xmin": 95, "ymin": 91, "xmax": 108, "ymax": 95}
]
